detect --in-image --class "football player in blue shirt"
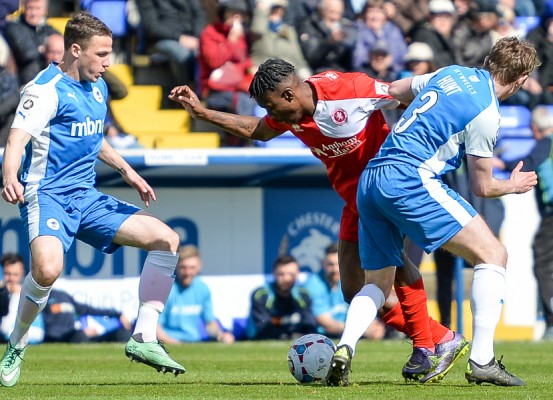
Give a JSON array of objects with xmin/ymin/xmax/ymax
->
[
  {"xmin": 327, "ymin": 36, "xmax": 541, "ymax": 386},
  {"xmin": 0, "ymin": 12, "xmax": 185, "ymax": 387}
]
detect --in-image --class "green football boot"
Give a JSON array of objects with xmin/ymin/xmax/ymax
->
[
  {"xmin": 125, "ymin": 334, "xmax": 185, "ymax": 376},
  {"xmin": 0, "ymin": 343, "xmax": 26, "ymax": 387}
]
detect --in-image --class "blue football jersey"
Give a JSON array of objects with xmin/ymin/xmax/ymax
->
[
  {"xmin": 12, "ymin": 63, "xmax": 108, "ymax": 197},
  {"xmin": 369, "ymin": 66, "xmax": 500, "ymax": 175}
]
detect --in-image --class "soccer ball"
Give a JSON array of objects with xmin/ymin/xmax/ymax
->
[{"xmin": 287, "ymin": 333, "xmax": 336, "ymax": 383}]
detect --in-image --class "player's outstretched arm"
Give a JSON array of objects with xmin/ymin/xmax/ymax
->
[
  {"xmin": 168, "ymin": 85, "xmax": 281, "ymax": 142},
  {"xmin": 389, "ymin": 77, "xmax": 416, "ymax": 104},
  {"xmin": 98, "ymin": 139, "xmax": 156, "ymax": 207},
  {"xmin": 1, "ymin": 128, "xmax": 31, "ymax": 204},
  {"xmin": 467, "ymin": 155, "xmax": 537, "ymax": 197}
]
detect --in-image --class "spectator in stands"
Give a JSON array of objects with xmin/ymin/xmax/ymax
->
[
  {"xmin": 399, "ymin": 41, "xmax": 436, "ymax": 79},
  {"xmin": 135, "ymin": 0, "xmax": 205, "ymax": 89},
  {"xmin": 352, "ymin": 0, "xmax": 407, "ymax": 76},
  {"xmin": 0, "ymin": 0, "xmax": 18, "ymax": 34},
  {"xmin": 40, "ymin": 31, "xmax": 63, "ymax": 67},
  {"xmin": 410, "ymin": 0, "xmax": 459, "ymax": 69},
  {"xmin": 493, "ymin": 3, "xmax": 544, "ymax": 109},
  {"xmin": 247, "ymin": 254, "xmax": 317, "ymax": 340},
  {"xmin": 246, "ymin": 0, "xmax": 308, "ymax": 29},
  {"xmin": 0, "ymin": 253, "xmax": 44, "ymax": 344},
  {"xmin": 41, "ymin": 289, "xmax": 132, "ymax": 343},
  {"xmin": 250, "ymin": 0, "xmax": 312, "ymax": 80},
  {"xmin": 0, "ymin": 58, "xmax": 19, "ymax": 146},
  {"xmin": 157, "ymin": 245, "xmax": 234, "ymax": 344},
  {"xmin": 198, "ymin": 0, "xmax": 257, "ymax": 147},
  {"xmin": 354, "ymin": 39, "xmax": 397, "ymax": 81},
  {"xmin": 382, "ymin": 0, "xmax": 430, "ymax": 39},
  {"xmin": 303, "ymin": 243, "xmax": 386, "ymax": 340},
  {"xmin": 526, "ymin": 1, "xmax": 553, "ymax": 107},
  {"xmin": 4, "ymin": 0, "xmax": 60, "ymax": 86},
  {"xmin": 493, "ymin": 106, "xmax": 553, "ymax": 340},
  {"xmin": 297, "ymin": 0, "xmax": 357, "ymax": 73},
  {"xmin": 452, "ymin": 0, "xmax": 501, "ymax": 67}
]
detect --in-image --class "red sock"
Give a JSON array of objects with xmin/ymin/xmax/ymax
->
[
  {"xmin": 395, "ymin": 277, "xmax": 435, "ymax": 350},
  {"xmin": 381, "ymin": 302, "xmax": 408, "ymax": 335},
  {"xmin": 382, "ymin": 303, "xmax": 452, "ymax": 345}
]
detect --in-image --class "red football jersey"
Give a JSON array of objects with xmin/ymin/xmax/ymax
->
[{"xmin": 264, "ymin": 71, "xmax": 398, "ymax": 240}]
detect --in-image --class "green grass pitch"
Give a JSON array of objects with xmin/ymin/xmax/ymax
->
[{"xmin": 2, "ymin": 339, "xmax": 552, "ymax": 399}]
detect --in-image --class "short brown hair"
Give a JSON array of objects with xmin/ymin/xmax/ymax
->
[
  {"xmin": 484, "ymin": 36, "xmax": 541, "ymax": 85},
  {"xmin": 64, "ymin": 11, "xmax": 112, "ymax": 51},
  {"xmin": 179, "ymin": 244, "xmax": 200, "ymax": 261},
  {"xmin": 272, "ymin": 254, "xmax": 297, "ymax": 270}
]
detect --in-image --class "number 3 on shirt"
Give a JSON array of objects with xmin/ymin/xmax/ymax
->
[{"xmin": 394, "ymin": 91, "xmax": 438, "ymax": 134}]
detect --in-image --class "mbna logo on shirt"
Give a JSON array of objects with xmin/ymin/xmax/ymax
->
[{"xmin": 70, "ymin": 117, "xmax": 104, "ymax": 137}]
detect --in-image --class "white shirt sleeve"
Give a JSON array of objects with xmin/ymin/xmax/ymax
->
[
  {"xmin": 410, "ymin": 69, "xmax": 443, "ymax": 96},
  {"xmin": 11, "ymin": 82, "xmax": 59, "ymax": 138},
  {"xmin": 464, "ymin": 105, "xmax": 499, "ymax": 158}
]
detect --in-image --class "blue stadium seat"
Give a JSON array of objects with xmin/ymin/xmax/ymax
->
[
  {"xmin": 514, "ymin": 16, "xmax": 541, "ymax": 37},
  {"xmin": 499, "ymin": 105, "xmax": 531, "ymax": 129},
  {"xmin": 498, "ymin": 127, "xmax": 533, "ymax": 138},
  {"xmin": 86, "ymin": 0, "xmax": 128, "ymax": 37},
  {"xmin": 496, "ymin": 137, "xmax": 536, "ymax": 162}
]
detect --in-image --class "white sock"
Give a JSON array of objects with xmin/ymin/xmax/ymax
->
[
  {"xmin": 10, "ymin": 274, "xmax": 51, "ymax": 348},
  {"xmin": 133, "ymin": 250, "xmax": 178, "ymax": 342},
  {"xmin": 469, "ymin": 263, "xmax": 506, "ymax": 365},
  {"xmin": 337, "ymin": 284, "xmax": 385, "ymax": 355}
]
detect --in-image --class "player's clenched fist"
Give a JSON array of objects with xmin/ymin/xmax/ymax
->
[{"xmin": 1, "ymin": 181, "xmax": 24, "ymax": 204}]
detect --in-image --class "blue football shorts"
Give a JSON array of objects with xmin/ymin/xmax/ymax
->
[
  {"xmin": 357, "ymin": 163, "xmax": 477, "ymax": 270},
  {"xmin": 20, "ymin": 187, "xmax": 140, "ymax": 253}
]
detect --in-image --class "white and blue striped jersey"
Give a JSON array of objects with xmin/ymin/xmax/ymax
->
[
  {"xmin": 369, "ymin": 66, "xmax": 500, "ymax": 175},
  {"xmin": 12, "ymin": 63, "xmax": 108, "ymax": 197}
]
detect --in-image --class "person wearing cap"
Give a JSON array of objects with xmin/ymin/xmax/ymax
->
[
  {"xmin": 135, "ymin": 0, "xmax": 205, "ymax": 89},
  {"xmin": 355, "ymin": 40, "xmax": 397, "ymax": 82},
  {"xmin": 494, "ymin": 105, "xmax": 553, "ymax": 341},
  {"xmin": 352, "ymin": 0, "xmax": 407, "ymax": 76},
  {"xmin": 410, "ymin": 0, "xmax": 459, "ymax": 68},
  {"xmin": 399, "ymin": 42, "xmax": 436, "ymax": 78}
]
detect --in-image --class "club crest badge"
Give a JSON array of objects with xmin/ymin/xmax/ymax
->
[
  {"xmin": 93, "ymin": 87, "xmax": 104, "ymax": 103},
  {"xmin": 331, "ymin": 108, "xmax": 348, "ymax": 126}
]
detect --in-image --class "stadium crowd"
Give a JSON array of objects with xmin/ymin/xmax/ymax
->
[{"xmin": 0, "ymin": 0, "xmax": 553, "ymax": 146}]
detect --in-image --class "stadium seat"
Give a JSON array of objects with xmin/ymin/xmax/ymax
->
[
  {"xmin": 86, "ymin": 0, "xmax": 128, "ymax": 37},
  {"xmin": 496, "ymin": 137, "xmax": 536, "ymax": 162},
  {"xmin": 47, "ymin": 17, "xmax": 70, "ymax": 34},
  {"xmin": 514, "ymin": 16, "xmax": 541, "ymax": 38},
  {"xmin": 499, "ymin": 105, "xmax": 531, "ymax": 129},
  {"xmin": 498, "ymin": 127, "xmax": 533, "ymax": 138},
  {"xmin": 110, "ymin": 85, "xmax": 162, "ymax": 113},
  {"xmin": 154, "ymin": 132, "xmax": 220, "ymax": 149},
  {"xmin": 113, "ymin": 109, "xmax": 190, "ymax": 135}
]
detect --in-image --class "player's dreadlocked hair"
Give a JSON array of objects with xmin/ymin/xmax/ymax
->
[{"xmin": 249, "ymin": 59, "xmax": 295, "ymax": 98}]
